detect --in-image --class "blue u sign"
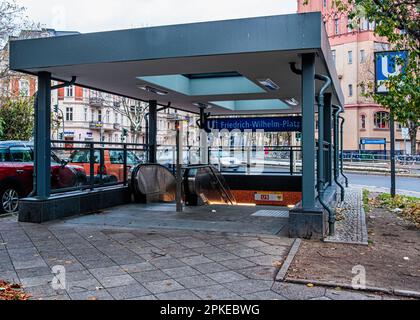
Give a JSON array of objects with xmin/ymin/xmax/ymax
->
[{"xmin": 375, "ymin": 51, "xmax": 408, "ymax": 94}]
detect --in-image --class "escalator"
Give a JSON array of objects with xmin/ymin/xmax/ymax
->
[
  {"xmin": 130, "ymin": 164, "xmax": 176, "ymax": 203},
  {"xmin": 130, "ymin": 164, "xmax": 236, "ymax": 206},
  {"xmin": 183, "ymin": 165, "xmax": 237, "ymax": 206}
]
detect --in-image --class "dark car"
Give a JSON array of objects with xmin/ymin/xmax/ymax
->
[{"xmin": 0, "ymin": 141, "xmax": 87, "ymax": 214}]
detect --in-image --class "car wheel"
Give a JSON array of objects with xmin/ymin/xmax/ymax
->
[{"xmin": 0, "ymin": 187, "xmax": 20, "ymax": 214}]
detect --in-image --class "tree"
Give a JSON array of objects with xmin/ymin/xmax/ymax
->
[
  {"xmin": 91, "ymin": 92, "xmax": 147, "ymax": 143},
  {"xmin": 305, "ymin": 0, "xmax": 419, "ymax": 154},
  {"xmin": 0, "ymin": 96, "xmax": 34, "ymax": 140},
  {"xmin": 117, "ymin": 99, "xmax": 147, "ymax": 144},
  {"xmin": 0, "ymin": 0, "xmax": 30, "ymax": 79}
]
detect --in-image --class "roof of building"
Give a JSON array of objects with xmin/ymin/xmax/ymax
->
[{"xmin": 9, "ymin": 12, "xmax": 344, "ymax": 115}]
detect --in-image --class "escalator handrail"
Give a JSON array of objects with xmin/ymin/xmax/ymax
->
[
  {"xmin": 184, "ymin": 164, "xmax": 236, "ymax": 205},
  {"xmin": 207, "ymin": 166, "xmax": 236, "ymax": 205}
]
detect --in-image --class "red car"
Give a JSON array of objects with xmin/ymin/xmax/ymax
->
[{"xmin": 0, "ymin": 141, "xmax": 87, "ymax": 214}]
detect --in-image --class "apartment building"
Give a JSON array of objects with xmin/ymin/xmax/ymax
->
[
  {"xmin": 1, "ymin": 29, "xmax": 199, "ymax": 149},
  {"xmin": 298, "ymin": 0, "xmax": 419, "ymax": 154}
]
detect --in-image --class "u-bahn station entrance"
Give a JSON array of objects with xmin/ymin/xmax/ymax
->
[{"xmin": 10, "ymin": 12, "xmax": 347, "ymax": 239}]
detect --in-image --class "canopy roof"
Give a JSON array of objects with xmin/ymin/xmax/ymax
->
[{"xmin": 10, "ymin": 12, "xmax": 343, "ymax": 115}]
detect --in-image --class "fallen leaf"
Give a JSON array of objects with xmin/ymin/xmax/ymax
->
[{"xmin": 307, "ymin": 283, "xmax": 314, "ymax": 288}]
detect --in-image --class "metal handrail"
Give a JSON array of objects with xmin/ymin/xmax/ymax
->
[{"xmin": 51, "ymin": 140, "xmax": 149, "ymax": 194}]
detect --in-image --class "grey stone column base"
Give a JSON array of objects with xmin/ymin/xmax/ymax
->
[
  {"xmin": 289, "ymin": 207, "xmax": 328, "ymax": 239},
  {"xmin": 18, "ymin": 186, "xmax": 131, "ymax": 223}
]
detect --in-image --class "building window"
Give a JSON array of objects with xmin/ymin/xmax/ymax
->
[
  {"xmin": 334, "ymin": 18, "xmax": 340, "ymax": 35},
  {"xmin": 360, "ymin": 84, "xmax": 366, "ymax": 95},
  {"xmin": 84, "ymin": 108, "xmax": 88, "ymax": 121},
  {"xmin": 360, "ymin": 18, "xmax": 369, "ymax": 31},
  {"xmin": 98, "ymin": 109, "xmax": 102, "ymax": 122},
  {"xmin": 360, "ymin": 114, "xmax": 366, "ymax": 130},
  {"xmin": 360, "ymin": 50, "xmax": 366, "ymax": 63},
  {"xmin": 374, "ymin": 111, "xmax": 390, "ymax": 129},
  {"xmin": 323, "ymin": 0, "xmax": 327, "ymax": 7},
  {"xmin": 19, "ymin": 80, "xmax": 30, "ymax": 97},
  {"xmin": 114, "ymin": 112, "xmax": 119, "ymax": 124},
  {"xmin": 66, "ymin": 107, "xmax": 73, "ymax": 121},
  {"xmin": 347, "ymin": 20, "xmax": 353, "ymax": 33},
  {"xmin": 65, "ymin": 85, "xmax": 74, "ymax": 97},
  {"xmin": 348, "ymin": 51, "xmax": 353, "ymax": 64},
  {"xmin": 349, "ymin": 84, "xmax": 353, "ymax": 97},
  {"xmin": 332, "ymin": 50, "xmax": 336, "ymax": 63}
]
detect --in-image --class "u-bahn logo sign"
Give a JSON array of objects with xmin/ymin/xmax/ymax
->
[
  {"xmin": 375, "ymin": 50, "xmax": 408, "ymax": 94},
  {"xmin": 206, "ymin": 116, "xmax": 302, "ymax": 132}
]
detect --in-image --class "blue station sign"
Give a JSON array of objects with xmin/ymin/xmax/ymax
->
[
  {"xmin": 207, "ymin": 116, "xmax": 302, "ymax": 132},
  {"xmin": 375, "ymin": 50, "xmax": 408, "ymax": 94},
  {"xmin": 361, "ymin": 138, "xmax": 387, "ymax": 145}
]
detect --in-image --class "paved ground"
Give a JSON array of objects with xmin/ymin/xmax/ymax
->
[
  {"xmin": 325, "ymin": 188, "xmax": 368, "ymax": 245},
  {"xmin": 54, "ymin": 203, "xmax": 289, "ymax": 237},
  {"xmin": 0, "ymin": 213, "xmax": 394, "ymax": 300}
]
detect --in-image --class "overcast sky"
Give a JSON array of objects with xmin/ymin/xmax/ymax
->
[{"xmin": 15, "ymin": 0, "xmax": 297, "ymax": 33}]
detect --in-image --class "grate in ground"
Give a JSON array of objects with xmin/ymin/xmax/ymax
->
[{"xmin": 251, "ymin": 210, "xmax": 289, "ymax": 218}]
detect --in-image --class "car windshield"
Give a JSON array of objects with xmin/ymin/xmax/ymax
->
[
  {"xmin": 0, "ymin": 149, "xmax": 9, "ymax": 162},
  {"xmin": 70, "ymin": 150, "xmax": 100, "ymax": 163},
  {"xmin": 9, "ymin": 147, "xmax": 33, "ymax": 162},
  {"xmin": 109, "ymin": 150, "xmax": 141, "ymax": 165}
]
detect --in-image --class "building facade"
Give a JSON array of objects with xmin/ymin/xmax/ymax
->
[
  {"xmin": 1, "ymin": 30, "xmax": 200, "ymax": 150},
  {"xmin": 297, "ymin": 0, "xmax": 419, "ymax": 154}
]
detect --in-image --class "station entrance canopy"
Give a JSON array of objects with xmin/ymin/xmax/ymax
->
[
  {"xmin": 9, "ymin": 12, "xmax": 345, "ymax": 238},
  {"xmin": 10, "ymin": 12, "xmax": 343, "ymax": 115}
]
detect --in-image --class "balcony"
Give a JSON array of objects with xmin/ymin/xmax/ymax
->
[
  {"xmin": 89, "ymin": 121, "xmax": 117, "ymax": 131},
  {"xmin": 89, "ymin": 97, "xmax": 106, "ymax": 108},
  {"xmin": 89, "ymin": 121, "xmax": 104, "ymax": 130}
]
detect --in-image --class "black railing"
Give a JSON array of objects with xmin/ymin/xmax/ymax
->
[{"xmin": 51, "ymin": 140, "xmax": 148, "ymax": 194}]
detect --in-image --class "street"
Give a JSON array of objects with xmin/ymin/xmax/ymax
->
[{"xmin": 347, "ymin": 173, "xmax": 420, "ymax": 194}]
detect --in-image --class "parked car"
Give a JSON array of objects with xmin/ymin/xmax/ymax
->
[
  {"xmin": 157, "ymin": 149, "xmax": 200, "ymax": 170},
  {"xmin": 68, "ymin": 149, "xmax": 143, "ymax": 183},
  {"xmin": 0, "ymin": 141, "xmax": 87, "ymax": 214},
  {"xmin": 210, "ymin": 151, "xmax": 242, "ymax": 170}
]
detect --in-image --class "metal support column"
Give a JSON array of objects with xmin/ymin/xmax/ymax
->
[
  {"xmin": 148, "ymin": 100, "xmax": 158, "ymax": 163},
  {"xmin": 390, "ymin": 110, "xmax": 396, "ymax": 197},
  {"xmin": 323, "ymin": 93, "xmax": 333, "ymax": 187},
  {"xmin": 175, "ymin": 120, "xmax": 183, "ymax": 212},
  {"xmin": 35, "ymin": 72, "xmax": 52, "ymax": 199},
  {"xmin": 199, "ymin": 107, "xmax": 209, "ymax": 164},
  {"xmin": 301, "ymin": 53, "xmax": 317, "ymax": 210}
]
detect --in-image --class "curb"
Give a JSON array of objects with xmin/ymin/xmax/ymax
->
[
  {"xmin": 344, "ymin": 170, "xmax": 420, "ymax": 178},
  {"xmin": 275, "ymin": 238, "xmax": 301, "ymax": 281},
  {"xmin": 282, "ymin": 278, "xmax": 420, "ymax": 299}
]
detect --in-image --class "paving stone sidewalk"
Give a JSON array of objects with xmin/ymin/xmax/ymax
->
[
  {"xmin": 325, "ymin": 188, "xmax": 369, "ymax": 245},
  {"xmin": 0, "ymin": 215, "xmax": 392, "ymax": 300}
]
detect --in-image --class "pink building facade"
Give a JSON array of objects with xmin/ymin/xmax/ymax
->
[{"xmin": 297, "ymin": 0, "xmax": 419, "ymax": 154}]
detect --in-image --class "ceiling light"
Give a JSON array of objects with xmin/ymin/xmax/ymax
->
[
  {"xmin": 257, "ymin": 78, "xmax": 280, "ymax": 91},
  {"xmin": 193, "ymin": 102, "xmax": 212, "ymax": 110},
  {"xmin": 138, "ymin": 85, "xmax": 168, "ymax": 96},
  {"xmin": 285, "ymin": 98, "xmax": 299, "ymax": 106},
  {"xmin": 193, "ymin": 102, "xmax": 208, "ymax": 108}
]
